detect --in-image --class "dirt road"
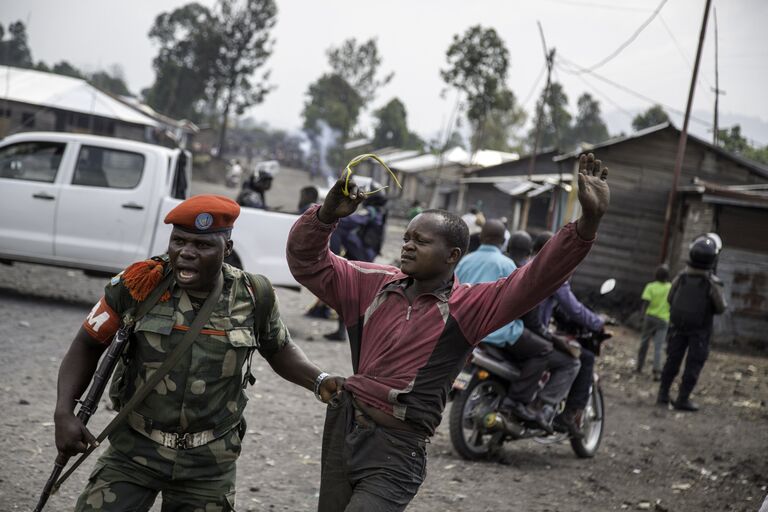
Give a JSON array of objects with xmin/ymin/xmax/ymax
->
[{"xmin": 1, "ymin": 171, "xmax": 766, "ymax": 511}]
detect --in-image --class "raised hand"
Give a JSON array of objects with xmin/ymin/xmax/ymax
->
[
  {"xmin": 575, "ymin": 153, "xmax": 610, "ymax": 240},
  {"xmin": 317, "ymin": 177, "xmax": 366, "ymax": 224}
]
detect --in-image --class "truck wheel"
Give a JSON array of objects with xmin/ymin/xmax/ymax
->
[{"xmin": 224, "ymin": 251, "xmax": 242, "ymax": 269}]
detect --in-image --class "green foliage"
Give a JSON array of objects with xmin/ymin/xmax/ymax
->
[
  {"xmin": 90, "ymin": 66, "xmax": 131, "ymax": 96},
  {"xmin": 52, "ymin": 61, "xmax": 84, "ymax": 79},
  {"xmin": 302, "ymin": 73, "xmax": 363, "ymax": 168},
  {"xmin": 144, "ymin": 0, "xmax": 277, "ymax": 154},
  {"xmin": 631, "ymin": 104, "xmax": 669, "ymax": 131},
  {"xmin": 572, "ymin": 93, "xmax": 609, "ymax": 144},
  {"xmin": 144, "ymin": 3, "xmax": 222, "ymax": 121},
  {"xmin": 372, "ymin": 97, "xmax": 423, "ymax": 150},
  {"xmin": 472, "ymin": 89, "xmax": 526, "ymax": 152},
  {"xmin": 441, "ymin": 25, "xmax": 515, "ymax": 151},
  {"xmin": 0, "ymin": 21, "xmax": 33, "ymax": 68},
  {"xmin": 528, "ymin": 82, "xmax": 573, "ymax": 150},
  {"xmin": 327, "ymin": 38, "xmax": 393, "ymax": 106},
  {"xmin": 717, "ymin": 125, "xmax": 768, "ymax": 165}
]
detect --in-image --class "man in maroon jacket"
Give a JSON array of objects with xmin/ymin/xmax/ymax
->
[{"xmin": 287, "ymin": 154, "xmax": 610, "ymax": 511}]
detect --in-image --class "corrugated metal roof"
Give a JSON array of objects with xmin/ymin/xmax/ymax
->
[
  {"xmin": 0, "ymin": 66, "xmax": 159, "ymax": 127},
  {"xmin": 554, "ymin": 121, "xmax": 768, "ymax": 179},
  {"xmin": 388, "ymin": 146, "xmax": 518, "ymax": 174}
]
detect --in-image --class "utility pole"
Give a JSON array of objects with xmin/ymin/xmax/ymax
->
[
  {"xmin": 711, "ymin": 7, "xmax": 725, "ymax": 146},
  {"xmin": 659, "ymin": 0, "xmax": 713, "ymax": 263},
  {"xmin": 520, "ymin": 21, "xmax": 554, "ymax": 230}
]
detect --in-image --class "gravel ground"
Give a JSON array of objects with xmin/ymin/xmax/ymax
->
[{"xmin": 1, "ymin": 172, "xmax": 767, "ymax": 511}]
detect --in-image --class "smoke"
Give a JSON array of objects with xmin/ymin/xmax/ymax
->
[{"xmin": 302, "ymin": 119, "xmax": 342, "ymax": 186}]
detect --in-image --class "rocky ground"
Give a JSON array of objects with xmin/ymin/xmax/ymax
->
[{"xmin": 1, "ymin": 170, "xmax": 766, "ymax": 511}]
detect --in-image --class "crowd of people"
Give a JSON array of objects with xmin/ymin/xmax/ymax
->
[{"xmin": 44, "ymin": 151, "xmax": 729, "ymax": 511}]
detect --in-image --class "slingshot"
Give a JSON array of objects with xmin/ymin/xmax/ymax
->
[{"xmin": 341, "ymin": 153, "xmax": 403, "ymax": 197}]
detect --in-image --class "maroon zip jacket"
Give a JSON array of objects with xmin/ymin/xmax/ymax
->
[{"xmin": 287, "ymin": 205, "xmax": 594, "ymax": 435}]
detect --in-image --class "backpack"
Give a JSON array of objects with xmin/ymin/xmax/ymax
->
[{"xmin": 669, "ymin": 273, "xmax": 714, "ymax": 330}]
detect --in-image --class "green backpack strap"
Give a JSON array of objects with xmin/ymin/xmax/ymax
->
[{"xmin": 243, "ymin": 272, "xmax": 275, "ymax": 387}]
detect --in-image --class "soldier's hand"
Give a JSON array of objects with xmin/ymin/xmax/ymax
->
[
  {"xmin": 317, "ymin": 177, "xmax": 366, "ymax": 224},
  {"xmin": 319, "ymin": 375, "xmax": 346, "ymax": 404},
  {"xmin": 54, "ymin": 412, "xmax": 98, "ymax": 457}
]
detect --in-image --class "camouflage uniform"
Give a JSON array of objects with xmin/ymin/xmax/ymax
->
[{"xmin": 75, "ymin": 258, "xmax": 288, "ymax": 511}]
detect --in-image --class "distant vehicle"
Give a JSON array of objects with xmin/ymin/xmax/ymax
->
[{"xmin": 0, "ymin": 132, "xmax": 299, "ymax": 288}]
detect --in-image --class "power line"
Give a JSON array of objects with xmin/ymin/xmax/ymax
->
[
  {"xmin": 539, "ymin": 0, "xmax": 652, "ymax": 12},
  {"xmin": 581, "ymin": 0, "xmax": 668, "ymax": 73},
  {"xmin": 520, "ymin": 62, "xmax": 547, "ymax": 110},
  {"xmin": 571, "ymin": 72, "xmax": 636, "ymax": 121},
  {"xmin": 556, "ymin": 55, "xmax": 710, "ymax": 127},
  {"xmin": 658, "ymin": 13, "xmax": 714, "ymax": 91}
]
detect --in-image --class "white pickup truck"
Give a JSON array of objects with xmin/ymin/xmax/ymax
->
[{"xmin": 0, "ymin": 132, "xmax": 299, "ymax": 287}]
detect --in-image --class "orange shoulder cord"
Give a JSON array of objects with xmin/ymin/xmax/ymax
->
[{"xmin": 122, "ymin": 259, "xmax": 171, "ymax": 302}]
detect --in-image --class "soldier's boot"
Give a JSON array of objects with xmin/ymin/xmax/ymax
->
[
  {"xmin": 656, "ymin": 387, "xmax": 671, "ymax": 407},
  {"xmin": 673, "ymin": 394, "xmax": 700, "ymax": 412}
]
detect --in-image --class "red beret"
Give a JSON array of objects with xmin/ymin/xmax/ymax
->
[{"xmin": 164, "ymin": 195, "xmax": 240, "ymax": 234}]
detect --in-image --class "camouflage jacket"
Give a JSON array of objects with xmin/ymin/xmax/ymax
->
[{"xmin": 106, "ymin": 258, "xmax": 289, "ymax": 434}]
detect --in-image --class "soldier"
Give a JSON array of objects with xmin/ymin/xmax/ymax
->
[{"xmin": 53, "ymin": 195, "xmax": 344, "ymax": 511}]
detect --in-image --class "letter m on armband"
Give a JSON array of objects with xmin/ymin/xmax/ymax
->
[{"xmin": 83, "ymin": 297, "xmax": 120, "ymax": 344}]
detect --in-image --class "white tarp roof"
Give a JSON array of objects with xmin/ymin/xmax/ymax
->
[
  {"xmin": 0, "ymin": 66, "xmax": 159, "ymax": 127},
  {"xmin": 389, "ymin": 146, "xmax": 518, "ymax": 174}
]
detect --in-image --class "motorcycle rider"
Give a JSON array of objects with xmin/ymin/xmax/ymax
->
[
  {"xmin": 455, "ymin": 220, "xmax": 551, "ymax": 431},
  {"xmin": 657, "ymin": 234, "xmax": 727, "ymax": 411},
  {"xmin": 507, "ymin": 231, "xmax": 583, "ymax": 436},
  {"xmin": 533, "ymin": 231, "xmax": 605, "ymax": 437},
  {"xmin": 236, "ymin": 169, "xmax": 273, "ymax": 209}
]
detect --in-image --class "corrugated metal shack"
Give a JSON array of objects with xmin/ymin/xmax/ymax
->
[
  {"xmin": 672, "ymin": 180, "xmax": 768, "ymax": 350},
  {"xmin": 461, "ymin": 123, "xmax": 768, "ymax": 345}
]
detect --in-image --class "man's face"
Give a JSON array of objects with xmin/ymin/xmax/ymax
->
[
  {"xmin": 167, "ymin": 227, "xmax": 232, "ymax": 291},
  {"xmin": 400, "ymin": 213, "xmax": 460, "ymax": 280}
]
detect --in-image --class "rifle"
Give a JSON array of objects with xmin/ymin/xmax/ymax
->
[
  {"xmin": 33, "ymin": 325, "xmax": 132, "ymax": 512},
  {"xmin": 33, "ymin": 273, "xmax": 173, "ymax": 512}
]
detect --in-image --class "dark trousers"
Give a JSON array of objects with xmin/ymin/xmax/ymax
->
[
  {"xmin": 564, "ymin": 348, "xmax": 595, "ymax": 410},
  {"xmin": 318, "ymin": 392, "xmax": 427, "ymax": 512},
  {"xmin": 659, "ymin": 327, "xmax": 711, "ymax": 400},
  {"xmin": 503, "ymin": 329, "xmax": 552, "ymax": 403}
]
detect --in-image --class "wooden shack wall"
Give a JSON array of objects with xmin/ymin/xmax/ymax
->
[{"xmin": 569, "ymin": 127, "xmax": 768, "ymax": 312}]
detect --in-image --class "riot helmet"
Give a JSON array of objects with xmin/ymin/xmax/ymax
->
[{"xmin": 688, "ymin": 234, "xmax": 720, "ymax": 270}]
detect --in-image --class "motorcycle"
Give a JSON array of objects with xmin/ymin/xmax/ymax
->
[{"xmin": 448, "ymin": 279, "xmax": 616, "ymax": 460}]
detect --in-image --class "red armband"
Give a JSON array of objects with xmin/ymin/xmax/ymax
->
[{"xmin": 83, "ymin": 297, "xmax": 120, "ymax": 344}]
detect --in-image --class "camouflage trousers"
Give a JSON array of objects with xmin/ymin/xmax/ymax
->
[{"xmin": 75, "ymin": 423, "xmax": 243, "ymax": 512}]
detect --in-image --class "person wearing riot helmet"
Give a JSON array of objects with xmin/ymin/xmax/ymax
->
[{"xmin": 657, "ymin": 234, "xmax": 727, "ymax": 411}]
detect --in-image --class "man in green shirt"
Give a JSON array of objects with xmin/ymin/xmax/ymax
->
[{"xmin": 636, "ymin": 265, "xmax": 672, "ymax": 379}]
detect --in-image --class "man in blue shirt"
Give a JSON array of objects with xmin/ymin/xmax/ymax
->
[{"xmin": 456, "ymin": 220, "xmax": 573, "ymax": 431}]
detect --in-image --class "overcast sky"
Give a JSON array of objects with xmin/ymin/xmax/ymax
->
[{"xmin": 3, "ymin": 0, "xmax": 767, "ymax": 145}]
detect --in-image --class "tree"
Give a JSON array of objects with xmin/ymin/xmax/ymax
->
[
  {"xmin": 144, "ymin": 3, "xmax": 222, "ymax": 122},
  {"xmin": 302, "ymin": 74, "xmax": 363, "ymax": 169},
  {"xmin": 327, "ymin": 38, "xmax": 393, "ymax": 107},
  {"xmin": 471, "ymin": 89, "xmax": 526, "ymax": 152},
  {"xmin": 213, "ymin": 0, "xmax": 277, "ymax": 156},
  {"xmin": 0, "ymin": 21, "xmax": 33, "ymax": 68},
  {"xmin": 528, "ymin": 81, "xmax": 573, "ymax": 150},
  {"xmin": 441, "ymin": 25, "xmax": 514, "ymax": 152},
  {"xmin": 717, "ymin": 125, "xmax": 768, "ymax": 164},
  {"xmin": 631, "ymin": 104, "xmax": 670, "ymax": 131},
  {"xmin": 52, "ymin": 61, "xmax": 84, "ymax": 79},
  {"xmin": 571, "ymin": 93, "xmax": 609, "ymax": 144},
  {"xmin": 90, "ymin": 66, "xmax": 131, "ymax": 96},
  {"xmin": 372, "ymin": 97, "xmax": 423, "ymax": 150}
]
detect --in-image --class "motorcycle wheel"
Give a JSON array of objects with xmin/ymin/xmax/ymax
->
[
  {"xmin": 449, "ymin": 377, "xmax": 505, "ymax": 460},
  {"xmin": 570, "ymin": 380, "xmax": 605, "ymax": 458}
]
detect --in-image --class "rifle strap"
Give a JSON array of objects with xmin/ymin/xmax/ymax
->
[{"xmin": 55, "ymin": 271, "xmax": 224, "ymax": 490}]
